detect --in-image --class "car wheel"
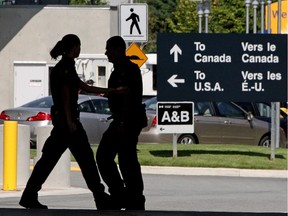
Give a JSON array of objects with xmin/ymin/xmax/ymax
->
[
  {"xmin": 259, "ymin": 135, "xmax": 270, "ymax": 147},
  {"xmin": 178, "ymin": 134, "xmax": 197, "ymax": 144}
]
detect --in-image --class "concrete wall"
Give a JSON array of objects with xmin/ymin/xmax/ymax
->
[{"xmin": 0, "ymin": 5, "xmax": 118, "ymax": 111}]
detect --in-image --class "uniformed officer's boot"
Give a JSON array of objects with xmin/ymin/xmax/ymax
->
[
  {"xmin": 109, "ymin": 187, "xmax": 128, "ymax": 210},
  {"xmin": 94, "ymin": 191, "xmax": 113, "ymax": 210},
  {"xmin": 19, "ymin": 190, "xmax": 48, "ymax": 209},
  {"xmin": 125, "ymin": 194, "xmax": 145, "ymax": 210}
]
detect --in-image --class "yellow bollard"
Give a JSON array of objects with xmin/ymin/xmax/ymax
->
[{"xmin": 3, "ymin": 121, "xmax": 18, "ymax": 191}]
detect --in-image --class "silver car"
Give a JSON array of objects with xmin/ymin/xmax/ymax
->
[
  {"xmin": 139, "ymin": 97, "xmax": 287, "ymax": 148},
  {"xmin": 0, "ymin": 95, "xmax": 112, "ymax": 147}
]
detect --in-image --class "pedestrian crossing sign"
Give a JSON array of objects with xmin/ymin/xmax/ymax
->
[{"xmin": 120, "ymin": 4, "xmax": 148, "ymax": 42}]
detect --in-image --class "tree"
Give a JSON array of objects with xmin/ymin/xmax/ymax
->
[
  {"xmin": 209, "ymin": 0, "xmax": 247, "ymax": 33},
  {"xmin": 167, "ymin": 0, "xmax": 198, "ymax": 33},
  {"xmin": 69, "ymin": 0, "xmax": 106, "ymax": 5},
  {"xmin": 138, "ymin": 0, "xmax": 177, "ymax": 53},
  {"xmin": 167, "ymin": 0, "xmax": 247, "ymax": 34}
]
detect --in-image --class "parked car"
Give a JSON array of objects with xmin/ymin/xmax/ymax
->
[
  {"xmin": 139, "ymin": 97, "xmax": 287, "ymax": 148},
  {"xmin": 0, "ymin": 95, "xmax": 112, "ymax": 148},
  {"xmin": 234, "ymin": 102, "xmax": 287, "ymax": 137}
]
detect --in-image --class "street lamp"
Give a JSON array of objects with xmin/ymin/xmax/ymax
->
[
  {"xmin": 245, "ymin": 0, "xmax": 251, "ymax": 33},
  {"xmin": 259, "ymin": 0, "xmax": 265, "ymax": 33},
  {"xmin": 196, "ymin": 2, "xmax": 204, "ymax": 33},
  {"xmin": 195, "ymin": 0, "xmax": 211, "ymax": 33},
  {"xmin": 267, "ymin": 0, "xmax": 272, "ymax": 33},
  {"xmin": 252, "ymin": 0, "xmax": 259, "ymax": 33},
  {"xmin": 203, "ymin": 0, "xmax": 211, "ymax": 33}
]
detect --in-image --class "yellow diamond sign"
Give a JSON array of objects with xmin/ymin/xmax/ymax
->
[{"xmin": 126, "ymin": 42, "xmax": 148, "ymax": 68}]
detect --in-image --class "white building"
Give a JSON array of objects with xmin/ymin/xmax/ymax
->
[{"xmin": 0, "ymin": 4, "xmax": 156, "ymax": 112}]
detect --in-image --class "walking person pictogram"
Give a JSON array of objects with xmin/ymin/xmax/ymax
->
[{"xmin": 126, "ymin": 8, "xmax": 141, "ymax": 35}]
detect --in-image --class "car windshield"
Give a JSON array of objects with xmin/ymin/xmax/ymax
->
[
  {"xmin": 22, "ymin": 97, "xmax": 53, "ymax": 108},
  {"xmin": 144, "ymin": 97, "xmax": 157, "ymax": 111}
]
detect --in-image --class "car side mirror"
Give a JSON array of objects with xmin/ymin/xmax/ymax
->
[{"xmin": 247, "ymin": 112, "xmax": 254, "ymax": 121}]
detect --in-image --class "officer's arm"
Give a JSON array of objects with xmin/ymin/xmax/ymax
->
[
  {"xmin": 79, "ymin": 80, "xmax": 128, "ymax": 94},
  {"xmin": 62, "ymin": 86, "xmax": 76, "ymax": 133}
]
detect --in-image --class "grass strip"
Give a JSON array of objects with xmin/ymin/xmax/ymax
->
[{"xmin": 30, "ymin": 143, "xmax": 287, "ymax": 170}]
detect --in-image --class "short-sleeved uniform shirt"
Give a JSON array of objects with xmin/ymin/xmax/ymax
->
[
  {"xmin": 108, "ymin": 57, "xmax": 143, "ymax": 124},
  {"xmin": 50, "ymin": 56, "xmax": 80, "ymax": 119}
]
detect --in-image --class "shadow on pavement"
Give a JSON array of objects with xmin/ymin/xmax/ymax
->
[{"xmin": 0, "ymin": 209, "xmax": 286, "ymax": 216}]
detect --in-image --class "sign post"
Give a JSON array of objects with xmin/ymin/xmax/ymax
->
[
  {"xmin": 157, "ymin": 33, "xmax": 287, "ymax": 158},
  {"xmin": 157, "ymin": 102, "xmax": 194, "ymax": 157}
]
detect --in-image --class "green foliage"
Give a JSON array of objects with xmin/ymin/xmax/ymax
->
[
  {"xmin": 135, "ymin": 144, "xmax": 287, "ymax": 170},
  {"xmin": 64, "ymin": 144, "xmax": 288, "ymax": 170},
  {"xmin": 140, "ymin": 0, "xmax": 177, "ymax": 53},
  {"xmin": 209, "ymin": 0, "xmax": 247, "ymax": 33},
  {"xmin": 33, "ymin": 143, "xmax": 287, "ymax": 169},
  {"xmin": 69, "ymin": 0, "xmax": 106, "ymax": 5},
  {"xmin": 166, "ymin": 0, "xmax": 198, "ymax": 33}
]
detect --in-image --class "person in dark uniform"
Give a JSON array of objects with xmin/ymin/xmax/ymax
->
[
  {"xmin": 96, "ymin": 36, "xmax": 147, "ymax": 210},
  {"xmin": 19, "ymin": 34, "xmax": 119, "ymax": 210}
]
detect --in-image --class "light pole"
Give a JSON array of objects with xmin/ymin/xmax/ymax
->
[
  {"xmin": 267, "ymin": 0, "xmax": 272, "ymax": 33},
  {"xmin": 195, "ymin": 0, "xmax": 211, "ymax": 33},
  {"xmin": 197, "ymin": 2, "xmax": 203, "ymax": 33},
  {"xmin": 245, "ymin": 0, "xmax": 251, "ymax": 33},
  {"xmin": 259, "ymin": 0, "xmax": 265, "ymax": 33},
  {"xmin": 252, "ymin": 0, "xmax": 259, "ymax": 33},
  {"xmin": 203, "ymin": 0, "xmax": 211, "ymax": 33}
]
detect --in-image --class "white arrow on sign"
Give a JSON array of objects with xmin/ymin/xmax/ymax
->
[
  {"xmin": 170, "ymin": 44, "xmax": 182, "ymax": 63},
  {"xmin": 167, "ymin": 74, "xmax": 185, "ymax": 87}
]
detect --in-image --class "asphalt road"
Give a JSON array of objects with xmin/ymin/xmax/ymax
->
[{"xmin": 0, "ymin": 171, "xmax": 287, "ymax": 215}]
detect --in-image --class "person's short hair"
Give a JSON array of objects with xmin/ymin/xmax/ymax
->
[{"xmin": 107, "ymin": 36, "xmax": 126, "ymax": 53}]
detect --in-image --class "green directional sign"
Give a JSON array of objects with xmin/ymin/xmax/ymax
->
[{"xmin": 157, "ymin": 33, "xmax": 288, "ymax": 102}]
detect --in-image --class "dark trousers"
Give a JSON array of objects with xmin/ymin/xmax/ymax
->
[
  {"xmin": 96, "ymin": 120, "xmax": 145, "ymax": 209},
  {"xmin": 23, "ymin": 120, "xmax": 105, "ymax": 199}
]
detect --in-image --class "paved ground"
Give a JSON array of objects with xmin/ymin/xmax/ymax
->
[
  {"xmin": 0, "ymin": 165, "xmax": 287, "ymax": 216},
  {"xmin": 0, "ymin": 208, "xmax": 286, "ymax": 216}
]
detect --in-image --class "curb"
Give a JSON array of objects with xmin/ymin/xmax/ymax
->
[
  {"xmin": 70, "ymin": 162, "xmax": 288, "ymax": 178},
  {"xmin": 140, "ymin": 166, "xmax": 288, "ymax": 178}
]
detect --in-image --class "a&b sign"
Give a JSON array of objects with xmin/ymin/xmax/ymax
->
[{"xmin": 157, "ymin": 102, "xmax": 194, "ymax": 134}]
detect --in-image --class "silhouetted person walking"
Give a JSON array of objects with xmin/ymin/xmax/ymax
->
[
  {"xmin": 19, "ymin": 34, "xmax": 117, "ymax": 210},
  {"xmin": 126, "ymin": 8, "xmax": 141, "ymax": 35},
  {"xmin": 96, "ymin": 36, "xmax": 147, "ymax": 210}
]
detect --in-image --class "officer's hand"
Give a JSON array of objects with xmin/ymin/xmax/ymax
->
[
  {"xmin": 115, "ymin": 86, "xmax": 129, "ymax": 94},
  {"xmin": 68, "ymin": 121, "xmax": 77, "ymax": 134}
]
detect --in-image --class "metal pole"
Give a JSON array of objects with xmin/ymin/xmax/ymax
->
[
  {"xmin": 277, "ymin": 0, "xmax": 281, "ymax": 33},
  {"xmin": 275, "ymin": 0, "xmax": 282, "ymax": 151},
  {"xmin": 260, "ymin": 0, "xmax": 265, "ymax": 33},
  {"xmin": 245, "ymin": 0, "xmax": 251, "ymax": 33},
  {"xmin": 197, "ymin": 2, "xmax": 203, "ymax": 33},
  {"xmin": 252, "ymin": 0, "xmax": 259, "ymax": 33},
  {"xmin": 204, "ymin": 12, "xmax": 209, "ymax": 34},
  {"xmin": 275, "ymin": 102, "xmax": 280, "ymax": 148},
  {"xmin": 267, "ymin": 0, "xmax": 272, "ymax": 33},
  {"xmin": 173, "ymin": 133, "xmax": 178, "ymax": 157},
  {"xmin": 203, "ymin": 0, "xmax": 211, "ymax": 33},
  {"xmin": 271, "ymin": 103, "xmax": 276, "ymax": 160}
]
